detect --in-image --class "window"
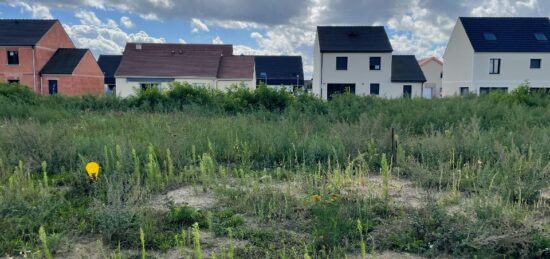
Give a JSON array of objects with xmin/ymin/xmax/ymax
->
[
  {"xmin": 336, "ymin": 57, "xmax": 348, "ymax": 70},
  {"xmin": 369, "ymin": 57, "xmax": 381, "ymax": 70},
  {"xmin": 7, "ymin": 79, "xmax": 19, "ymax": 84},
  {"xmin": 460, "ymin": 87, "xmax": 469, "ymax": 96},
  {"xmin": 7, "ymin": 50, "xmax": 19, "ymax": 65},
  {"xmin": 535, "ymin": 33, "xmax": 548, "ymax": 41},
  {"xmin": 484, "ymin": 33, "xmax": 497, "ymax": 41},
  {"xmin": 403, "ymin": 85, "xmax": 412, "ymax": 98},
  {"xmin": 48, "ymin": 80, "xmax": 58, "ymax": 96},
  {"xmin": 531, "ymin": 59, "xmax": 542, "ymax": 69},
  {"xmin": 490, "ymin": 58, "xmax": 501, "ymax": 74},
  {"xmin": 140, "ymin": 83, "xmax": 160, "ymax": 90},
  {"xmin": 370, "ymin": 84, "xmax": 380, "ymax": 95},
  {"xmin": 440, "ymin": 72, "xmax": 443, "ymax": 79},
  {"xmin": 480, "ymin": 87, "xmax": 508, "ymax": 95}
]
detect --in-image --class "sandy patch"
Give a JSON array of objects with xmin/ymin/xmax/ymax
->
[
  {"xmin": 149, "ymin": 186, "xmax": 218, "ymax": 211},
  {"xmin": 346, "ymin": 251, "xmax": 425, "ymax": 259}
]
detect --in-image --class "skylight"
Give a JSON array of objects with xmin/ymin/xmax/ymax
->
[
  {"xmin": 484, "ymin": 33, "xmax": 497, "ymax": 41},
  {"xmin": 535, "ymin": 33, "xmax": 548, "ymax": 41}
]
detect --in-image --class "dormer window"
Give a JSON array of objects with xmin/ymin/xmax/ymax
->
[
  {"xmin": 484, "ymin": 33, "xmax": 497, "ymax": 41},
  {"xmin": 535, "ymin": 33, "xmax": 548, "ymax": 41}
]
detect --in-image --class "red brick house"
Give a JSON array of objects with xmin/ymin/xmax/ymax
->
[{"xmin": 0, "ymin": 19, "xmax": 104, "ymax": 96}]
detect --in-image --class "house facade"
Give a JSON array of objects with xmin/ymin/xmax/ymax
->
[
  {"xmin": 419, "ymin": 57, "xmax": 443, "ymax": 98},
  {"xmin": 443, "ymin": 17, "xmax": 550, "ymax": 96},
  {"xmin": 115, "ymin": 43, "xmax": 255, "ymax": 97},
  {"xmin": 313, "ymin": 26, "xmax": 426, "ymax": 99},
  {"xmin": 255, "ymin": 56, "xmax": 304, "ymax": 91},
  {"xmin": 0, "ymin": 19, "xmax": 103, "ymax": 95},
  {"xmin": 97, "ymin": 55, "xmax": 122, "ymax": 95}
]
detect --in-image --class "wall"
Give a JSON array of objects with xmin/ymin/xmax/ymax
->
[
  {"xmin": 0, "ymin": 47, "xmax": 36, "ymax": 88},
  {"xmin": 318, "ymin": 52, "xmax": 393, "ymax": 99},
  {"xmin": 471, "ymin": 52, "xmax": 550, "ymax": 92},
  {"xmin": 116, "ymin": 77, "xmax": 216, "ymax": 97},
  {"xmin": 442, "ymin": 20, "xmax": 475, "ymax": 96},
  {"xmin": 420, "ymin": 60, "xmax": 443, "ymax": 98},
  {"xmin": 312, "ymin": 35, "xmax": 322, "ymax": 97},
  {"xmin": 216, "ymin": 79, "xmax": 255, "ymax": 91}
]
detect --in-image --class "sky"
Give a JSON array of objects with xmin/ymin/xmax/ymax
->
[{"xmin": 0, "ymin": 0, "xmax": 547, "ymax": 78}]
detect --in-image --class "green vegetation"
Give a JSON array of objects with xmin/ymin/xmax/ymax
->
[{"xmin": 1, "ymin": 82, "xmax": 550, "ymax": 258}]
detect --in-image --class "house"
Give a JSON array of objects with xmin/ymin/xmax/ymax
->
[
  {"xmin": 313, "ymin": 26, "xmax": 426, "ymax": 99},
  {"xmin": 419, "ymin": 57, "xmax": 443, "ymax": 98},
  {"xmin": 254, "ymin": 56, "xmax": 304, "ymax": 91},
  {"xmin": 97, "ymin": 55, "xmax": 122, "ymax": 95},
  {"xmin": 114, "ymin": 43, "xmax": 255, "ymax": 97},
  {"xmin": 40, "ymin": 49, "xmax": 104, "ymax": 96},
  {"xmin": 0, "ymin": 19, "xmax": 103, "ymax": 95},
  {"xmin": 443, "ymin": 17, "xmax": 550, "ymax": 96}
]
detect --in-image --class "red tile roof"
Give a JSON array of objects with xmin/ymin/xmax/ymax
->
[
  {"xmin": 418, "ymin": 56, "xmax": 443, "ymax": 66},
  {"xmin": 218, "ymin": 56, "xmax": 255, "ymax": 79},
  {"xmin": 115, "ymin": 43, "xmax": 240, "ymax": 78}
]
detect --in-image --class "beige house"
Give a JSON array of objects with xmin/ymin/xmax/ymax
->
[{"xmin": 418, "ymin": 57, "xmax": 443, "ymax": 98}]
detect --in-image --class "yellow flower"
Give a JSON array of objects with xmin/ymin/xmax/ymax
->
[
  {"xmin": 86, "ymin": 162, "xmax": 100, "ymax": 182},
  {"xmin": 312, "ymin": 194, "xmax": 322, "ymax": 202}
]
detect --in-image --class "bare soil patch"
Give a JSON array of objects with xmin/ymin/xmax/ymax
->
[{"xmin": 148, "ymin": 186, "xmax": 218, "ymax": 211}]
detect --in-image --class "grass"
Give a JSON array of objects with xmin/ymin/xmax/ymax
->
[{"xmin": 1, "ymin": 82, "xmax": 550, "ymax": 258}]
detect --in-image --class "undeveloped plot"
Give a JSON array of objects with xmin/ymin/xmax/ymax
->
[{"xmin": 148, "ymin": 186, "xmax": 218, "ymax": 211}]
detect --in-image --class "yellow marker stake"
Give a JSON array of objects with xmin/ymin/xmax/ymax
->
[{"xmin": 86, "ymin": 162, "xmax": 100, "ymax": 182}]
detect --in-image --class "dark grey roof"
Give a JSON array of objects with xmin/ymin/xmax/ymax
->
[
  {"xmin": 317, "ymin": 26, "xmax": 393, "ymax": 53},
  {"xmin": 41, "ymin": 49, "xmax": 88, "ymax": 75},
  {"xmin": 0, "ymin": 19, "xmax": 57, "ymax": 46},
  {"xmin": 391, "ymin": 55, "xmax": 426, "ymax": 83},
  {"xmin": 460, "ymin": 17, "xmax": 550, "ymax": 52},
  {"xmin": 98, "ymin": 55, "xmax": 122, "ymax": 85},
  {"xmin": 255, "ymin": 56, "xmax": 304, "ymax": 86}
]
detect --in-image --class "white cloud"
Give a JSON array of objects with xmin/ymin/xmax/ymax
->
[
  {"xmin": 120, "ymin": 16, "xmax": 134, "ymax": 28},
  {"xmin": 10, "ymin": 1, "xmax": 53, "ymax": 19},
  {"xmin": 178, "ymin": 38, "xmax": 187, "ymax": 43},
  {"xmin": 191, "ymin": 18, "xmax": 209, "ymax": 33},
  {"xmin": 212, "ymin": 36, "xmax": 224, "ymax": 44},
  {"xmin": 64, "ymin": 10, "xmax": 165, "ymax": 56}
]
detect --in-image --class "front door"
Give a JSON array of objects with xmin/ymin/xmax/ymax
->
[
  {"xmin": 403, "ymin": 85, "xmax": 412, "ymax": 98},
  {"xmin": 327, "ymin": 84, "xmax": 356, "ymax": 100},
  {"xmin": 48, "ymin": 80, "xmax": 58, "ymax": 96}
]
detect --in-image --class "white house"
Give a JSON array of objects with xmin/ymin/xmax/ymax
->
[
  {"xmin": 443, "ymin": 17, "xmax": 550, "ymax": 96},
  {"xmin": 114, "ymin": 43, "xmax": 255, "ymax": 97},
  {"xmin": 418, "ymin": 57, "xmax": 443, "ymax": 99},
  {"xmin": 313, "ymin": 26, "xmax": 426, "ymax": 99}
]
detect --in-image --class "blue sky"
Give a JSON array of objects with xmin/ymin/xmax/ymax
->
[{"xmin": 0, "ymin": 0, "xmax": 546, "ymax": 77}]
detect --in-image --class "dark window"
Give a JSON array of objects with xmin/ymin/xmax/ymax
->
[
  {"xmin": 7, "ymin": 50, "xmax": 19, "ymax": 65},
  {"xmin": 460, "ymin": 87, "xmax": 469, "ymax": 96},
  {"xmin": 480, "ymin": 87, "xmax": 508, "ymax": 95},
  {"xmin": 531, "ymin": 59, "xmax": 542, "ymax": 69},
  {"xmin": 440, "ymin": 72, "xmax": 443, "ymax": 79},
  {"xmin": 484, "ymin": 33, "xmax": 497, "ymax": 41},
  {"xmin": 336, "ymin": 57, "xmax": 348, "ymax": 70},
  {"xmin": 370, "ymin": 57, "xmax": 381, "ymax": 70},
  {"xmin": 370, "ymin": 84, "xmax": 380, "ymax": 95},
  {"xmin": 403, "ymin": 85, "xmax": 412, "ymax": 98},
  {"xmin": 8, "ymin": 79, "xmax": 19, "ymax": 84},
  {"xmin": 535, "ymin": 33, "xmax": 548, "ymax": 41},
  {"xmin": 140, "ymin": 83, "xmax": 160, "ymax": 90},
  {"xmin": 48, "ymin": 80, "xmax": 58, "ymax": 96},
  {"xmin": 327, "ymin": 84, "xmax": 355, "ymax": 100},
  {"xmin": 490, "ymin": 58, "xmax": 501, "ymax": 74}
]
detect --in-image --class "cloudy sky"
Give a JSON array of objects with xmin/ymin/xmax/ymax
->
[{"xmin": 0, "ymin": 0, "xmax": 546, "ymax": 77}]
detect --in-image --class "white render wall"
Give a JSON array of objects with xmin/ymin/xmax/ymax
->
[
  {"xmin": 420, "ymin": 60, "xmax": 443, "ymax": 98},
  {"xmin": 442, "ymin": 19, "xmax": 475, "ymax": 96},
  {"xmin": 471, "ymin": 52, "xmax": 550, "ymax": 92},
  {"xmin": 115, "ymin": 77, "xmax": 255, "ymax": 98}
]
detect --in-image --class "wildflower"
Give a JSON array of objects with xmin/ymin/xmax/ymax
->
[
  {"xmin": 86, "ymin": 162, "xmax": 100, "ymax": 182},
  {"xmin": 311, "ymin": 194, "xmax": 322, "ymax": 202},
  {"xmin": 477, "ymin": 160, "xmax": 483, "ymax": 165},
  {"xmin": 330, "ymin": 193, "xmax": 339, "ymax": 200}
]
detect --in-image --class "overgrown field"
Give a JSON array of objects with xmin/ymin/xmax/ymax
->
[{"xmin": 1, "ymin": 83, "xmax": 550, "ymax": 258}]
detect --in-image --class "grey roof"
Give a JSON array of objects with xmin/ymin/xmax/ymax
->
[
  {"xmin": 41, "ymin": 49, "xmax": 88, "ymax": 75},
  {"xmin": 0, "ymin": 19, "xmax": 57, "ymax": 46},
  {"xmin": 255, "ymin": 56, "xmax": 304, "ymax": 85},
  {"xmin": 317, "ymin": 26, "xmax": 393, "ymax": 53},
  {"xmin": 391, "ymin": 55, "xmax": 426, "ymax": 83},
  {"xmin": 460, "ymin": 17, "xmax": 550, "ymax": 52},
  {"xmin": 98, "ymin": 55, "xmax": 122, "ymax": 85}
]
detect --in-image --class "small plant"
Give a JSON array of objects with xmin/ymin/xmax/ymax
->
[
  {"xmin": 39, "ymin": 226, "xmax": 52, "ymax": 259},
  {"xmin": 192, "ymin": 222, "xmax": 203, "ymax": 259},
  {"xmin": 381, "ymin": 154, "xmax": 390, "ymax": 201},
  {"xmin": 140, "ymin": 227, "xmax": 146, "ymax": 259},
  {"xmin": 357, "ymin": 220, "xmax": 367, "ymax": 259}
]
